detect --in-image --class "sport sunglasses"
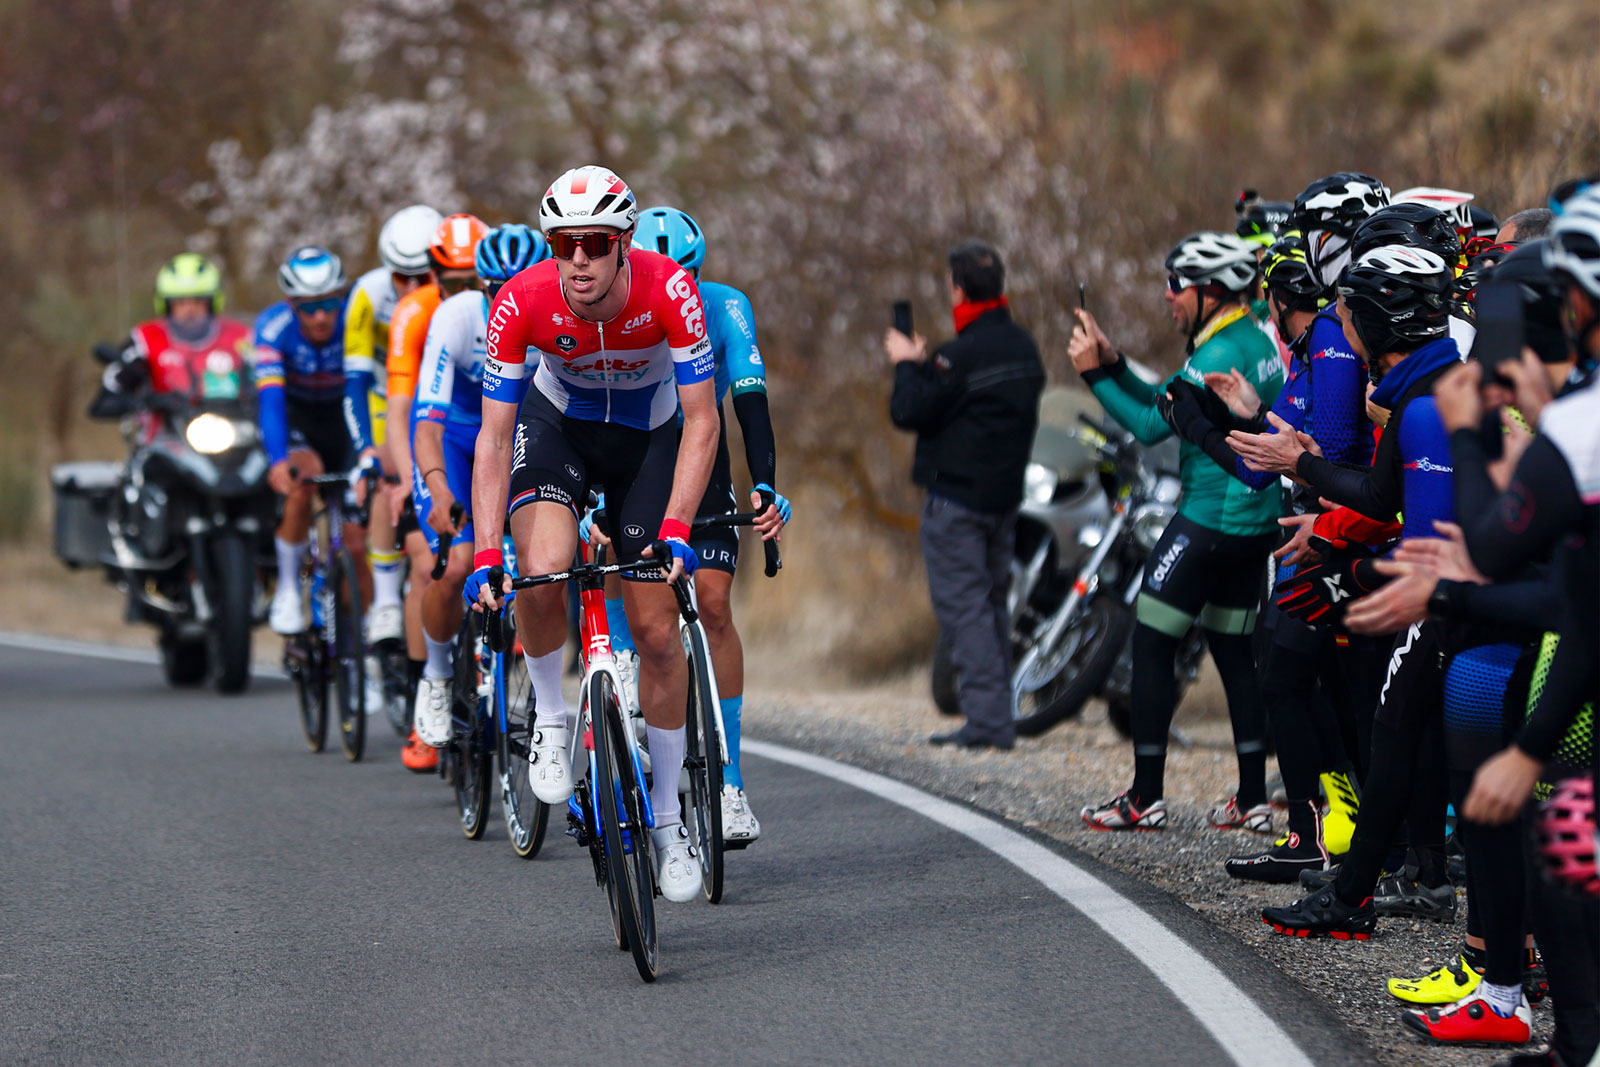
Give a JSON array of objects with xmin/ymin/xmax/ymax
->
[
  {"xmin": 293, "ymin": 295, "xmax": 344, "ymax": 315},
  {"xmin": 549, "ymin": 231, "xmax": 623, "ymax": 261},
  {"xmin": 1166, "ymin": 274, "xmax": 1197, "ymax": 294}
]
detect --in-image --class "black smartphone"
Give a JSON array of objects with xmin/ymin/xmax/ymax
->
[
  {"xmin": 1078, "ymin": 283, "xmax": 1087, "ymax": 311},
  {"xmin": 892, "ymin": 300, "xmax": 913, "ymax": 337},
  {"xmin": 1472, "ymin": 279, "xmax": 1522, "ymax": 388}
]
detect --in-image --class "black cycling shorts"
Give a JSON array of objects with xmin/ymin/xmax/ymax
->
[
  {"xmin": 507, "ymin": 389, "xmax": 676, "ymax": 581},
  {"xmin": 1136, "ymin": 512, "xmax": 1275, "ymax": 639},
  {"xmin": 287, "ymin": 399, "xmax": 356, "ymax": 475},
  {"xmin": 691, "ymin": 418, "xmax": 740, "ymax": 575}
]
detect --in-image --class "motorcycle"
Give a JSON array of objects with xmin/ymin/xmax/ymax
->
[
  {"xmin": 932, "ymin": 385, "xmax": 1207, "ymax": 737},
  {"xmin": 51, "ymin": 343, "xmax": 274, "ymax": 693}
]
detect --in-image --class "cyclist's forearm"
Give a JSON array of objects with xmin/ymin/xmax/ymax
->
[
  {"xmin": 473, "ymin": 403, "xmax": 515, "ymax": 556},
  {"xmin": 386, "ymin": 395, "xmax": 415, "ymax": 486},
  {"xmin": 665, "ymin": 407, "xmax": 719, "ymax": 529},
  {"xmin": 414, "ymin": 420, "xmax": 447, "ymax": 498},
  {"xmin": 731, "ymin": 391, "xmax": 777, "ymax": 488}
]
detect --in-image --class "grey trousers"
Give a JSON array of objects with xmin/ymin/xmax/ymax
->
[{"xmin": 920, "ymin": 493, "xmax": 1016, "ymax": 740}]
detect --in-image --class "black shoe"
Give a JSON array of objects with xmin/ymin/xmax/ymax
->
[
  {"xmin": 1299, "ymin": 863, "xmax": 1341, "ymax": 891},
  {"xmin": 1226, "ymin": 830, "xmax": 1330, "ymax": 883},
  {"xmin": 1524, "ymin": 953, "xmax": 1548, "ymax": 1004},
  {"xmin": 1372, "ymin": 874, "xmax": 1457, "ymax": 922},
  {"xmin": 929, "ymin": 728, "xmax": 1015, "ymax": 751},
  {"xmin": 1261, "ymin": 888, "xmax": 1377, "ymax": 940}
]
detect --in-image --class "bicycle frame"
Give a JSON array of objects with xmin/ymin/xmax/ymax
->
[{"xmin": 675, "ymin": 581, "xmax": 729, "ymax": 766}]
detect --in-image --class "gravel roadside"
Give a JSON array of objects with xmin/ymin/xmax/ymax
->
[{"xmin": 745, "ymin": 667, "xmax": 1556, "ymax": 1067}]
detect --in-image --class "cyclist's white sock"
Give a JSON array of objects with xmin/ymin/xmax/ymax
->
[
  {"xmin": 525, "ymin": 648, "xmax": 567, "ymax": 728},
  {"xmin": 423, "ymin": 634, "xmax": 453, "ymax": 681},
  {"xmin": 1480, "ymin": 980, "xmax": 1523, "ymax": 1018},
  {"xmin": 275, "ymin": 537, "xmax": 307, "ymax": 587},
  {"xmin": 646, "ymin": 724, "xmax": 686, "ymax": 827},
  {"xmin": 369, "ymin": 548, "xmax": 404, "ymax": 609}
]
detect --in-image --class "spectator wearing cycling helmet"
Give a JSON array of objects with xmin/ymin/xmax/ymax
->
[
  {"xmin": 1234, "ymin": 189, "xmax": 1293, "ymax": 250},
  {"xmin": 407, "ymin": 223, "xmax": 533, "ymax": 753},
  {"xmin": 93, "ymin": 254, "xmax": 253, "ymax": 419},
  {"xmin": 347, "ymin": 204, "xmax": 442, "ymax": 648},
  {"xmin": 1159, "ymin": 230, "xmax": 1377, "ymax": 880},
  {"xmin": 256, "ymin": 245, "xmax": 369, "ymax": 635},
  {"xmin": 468, "ymin": 165, "xmax": 720, "ymax": 903},
  {"xmin": 1288, "ymin": 171, "xmax": 1391, "ymax": 297},
  {"xmin": 1071, "ymin": 231, "xmax": 1284, "ymax": 833},
  {"xmin": 1239, "ymin": 244, "xmax": 1462, "ymax": 941}
]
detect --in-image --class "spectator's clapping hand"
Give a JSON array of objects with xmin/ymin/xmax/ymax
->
[
  {"xmin": 1390, "ymin": 522, "xmax": 1490, "ymax": 585},
  {"xmin": 1227, "ymin": 411, "xmax": 1308, "ymax": 475},
  {"xmin": 1201, "ymin": 368, "xmax": 1260, "ymax": 420}
]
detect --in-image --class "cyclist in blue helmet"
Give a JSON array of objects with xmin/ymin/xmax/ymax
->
[
  {"xmin": 592, "ymin": 205, "xmax": 788, "ymax": 845},
  {"xmin": 409, "ymin": 224, "xmax": 549, "ymax": 744}
]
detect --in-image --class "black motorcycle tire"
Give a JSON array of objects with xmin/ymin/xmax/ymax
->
[
  {"xmin": 209, "ymin": 533, "xmax": 254, "ymax": 694},
  {"xmin": 159, "ymin": 626, "xmax": 208, "ymax": 688},
  {"xmin": 929, "ymin": 640, "xmax": 962, "ymax": 717},
  {"xmin": 1014, "ymin": 596, "xmax": 1133, "ymax": 737}
]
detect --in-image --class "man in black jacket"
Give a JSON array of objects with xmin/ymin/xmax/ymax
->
[{"xmin": 887, "ymin": 239, "xmax": 1044, "ymax": 749}]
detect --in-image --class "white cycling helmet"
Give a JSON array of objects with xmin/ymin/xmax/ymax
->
[
  {"xmin": 1164, "ymin": 232, "xmax": 1259, "ymax": 292},
  {"xmin": 1394, "ymin": 187, "xmax": 1475, "ymax": 234},
  {"xmin": 278, "ymin": 246, "xmax": 347, "ymax": 298},
  {"xmin": 1543, "ymin": 186, "xmax": 1600, "ymax": 300},
  {"xmin": 378, "ymin": 204, "xmax": 444, "ymax": 275},
  {"xmin": 539, "ymin": 165, "xmax": 638, "ymax": 234}
]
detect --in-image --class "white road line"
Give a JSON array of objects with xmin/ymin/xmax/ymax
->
[
  {"xmin": 0, "ymin": 632, "xmax": 1310, "ymax": 1066},
  {"xmin": 743, "ymin": 739, "xmax": 1314, "ymax": 1067}
]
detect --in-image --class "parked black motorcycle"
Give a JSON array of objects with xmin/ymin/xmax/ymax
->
[{"xmin": 52, "ymin": 344, "xmax": 274, "ymax": 692}]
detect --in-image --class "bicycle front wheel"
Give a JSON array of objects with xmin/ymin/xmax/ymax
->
[
  {"xmin": 331, "ymin": 550, "xmax": 367, "ymax": 762},
  {"xmin": 452, "ymin": 614, "xmax": 491, "ymax": 840},
  {"xmin": 682, "ymin": 624, "xmax": 725, "ymax": 903},
  {"xmin": 593, "ymin": 671, "xmax": 658, "ymax": 981},
  {"xmin": 290, "ymin": 632, "xmax": 328, "ymax": 752},
  {"xmin": 498, "ymin": 646, "xmax": 548, "ymax": 858}
]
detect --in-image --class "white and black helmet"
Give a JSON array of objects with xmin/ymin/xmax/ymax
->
[
  {"xmin": 1290, "ymin": 172, "xmax": 1391, "ymax": 237},
  {"xmin": 1543, "ymin": 186, "xmax": 1600, "ymax": 301},
  {"xmin": 539, "ymin": 165, "xmax": 638, "ymax": 234},
  {"xmin": 1337, "ymin": 246, "xmax": 1454, "ymax": 356},
  {"xmin": 378, "ymin": 204, "xmax": 444, "ymax": 275},
  {"xmin": 1164, "ymin": 231, "xmax": 1260, "ymax": 293},
  {"xmin": 278, "ymin": 246, "xmax": 348, "ymax": 298},
  {"xmin": 1393, "ymin": 187, "xmax": 1475, "ymax": 234}
]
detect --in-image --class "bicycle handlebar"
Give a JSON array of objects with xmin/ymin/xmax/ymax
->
[
  {"xmin": 429, "ymin": 502, "xmax": 467, "ymax": 580},
  {"xmin": 690, "ymin": 489, "xmax": 783, "ymax": 578}
]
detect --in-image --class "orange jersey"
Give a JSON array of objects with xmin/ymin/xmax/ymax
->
[{"xmin": 385, "ymin": 283, "xmax": 442, "ymax": 399}]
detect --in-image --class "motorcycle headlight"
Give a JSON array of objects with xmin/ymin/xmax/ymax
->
[
  {"xmin": 1024, "ymin": 462, "xmax": 1058, "ymax": 507},
  {"xmin": 185, "ymin": 413, "xmax": 239, "ymax": 455},
  {"xmin": 1130, "ymin": 501, "xmax": 1175, "ymax": 552}
]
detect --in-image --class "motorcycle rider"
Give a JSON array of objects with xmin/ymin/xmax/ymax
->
[{"xmin": 1072, "ymin": 231, "xmax": 1285, "ymax": 833}]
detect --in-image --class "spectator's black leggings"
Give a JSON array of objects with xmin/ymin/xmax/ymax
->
[
  {"xmin": 1130, "ymin": 514, "xmax": 1275, "ymax": 807},
  {"xmin": 1334, "ymin": 622, "xmax": 1450, "ymax": 906}
]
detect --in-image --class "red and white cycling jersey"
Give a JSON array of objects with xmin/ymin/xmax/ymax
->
[{"xmin": 482, "ymin": 249, "xmax": 714, "ymax": 430}]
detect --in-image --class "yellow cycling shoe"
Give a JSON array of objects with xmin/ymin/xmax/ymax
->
[
  {"xmin": 1387, "ymin": 954, "xmax": 1483, "ymax": 1005},
  {"xmin": 1321, "ymin": 771, "xmax": 1359, "ymax": 856}
]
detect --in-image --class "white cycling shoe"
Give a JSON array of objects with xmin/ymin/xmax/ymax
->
[
  {"xmin": 269, "ymin": 584, "xmax": 305, "ymax": 635},
  {"xmin": 414, "ymin": 677, "xmax": 452, "ymax": 748},
  {"xmin": 366, "ymin": 603, "xmax": 403, "ymax": 645},
  {"xmin": 650, "ymin": 823, "xmax": 703, "ymax": 903},
  {"xmin": 527, "ymin": 725, "xmax": 574, "ymax": 804},
  {"xmin": 363, "ymin": 655, "xmax": 385, "ymax": 716},
  {"xmin": 721, "ymin": 785, "xmax": 761, "ymax": 844},
  {"xmin": 614, "ymin": 649, "xmax": 641, "ymax": 716}
]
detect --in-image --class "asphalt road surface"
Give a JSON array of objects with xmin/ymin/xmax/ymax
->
[{"xmin": 0, "ymin": 640, "xmax": 1366, "ymax": 1066}]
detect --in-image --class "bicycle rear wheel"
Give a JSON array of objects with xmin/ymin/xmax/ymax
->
[
  {"xmin": 376, "ymin": 642, "xmax": 412, "ymax": 739},
  {"xmin": 498, "ymin": 644, "xmax": 549, "ymax": 858},
  {"xmin": 452, "ymin": 615, "xmax": 491, "ymax": 840},
  {"xmin": 592, "ymin": 671, "xmax": 658, "ymax": 981},
  {"xmin": 331, "ymin": 550, "xmax": 367, "ymax": 762},
  {"xmin": 682, "ymin": 624, "xmax": 724, "ymax": 903},
  {"xmin": 290, "ymin": 632, "xmax": 328, "ymax": 752}
]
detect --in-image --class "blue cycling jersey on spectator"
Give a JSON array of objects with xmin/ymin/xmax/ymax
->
[
  {"xmin": 1238, "ymin": 310, "xmax": 1370, "ymax": 491},
  {"xmin": 700, "ymin": 281, "xmax": 767, "ymax": 404},
  {"xmin": 253, "ymin": 301, "xmax": 364, "ymax": 464},
  {"xmin": 1374, "ymin": 336, "xmax": 1461, "ymax": 542}
]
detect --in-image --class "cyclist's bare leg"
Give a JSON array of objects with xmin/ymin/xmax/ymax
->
[
  {"xmin": 341, "ymin": 519, "xmax": 373, "ymax": 609},
  {"xmin": 509, "ymin": 502, "xmax": 578, "ymax": 727},
  {"xmin": 621, "ymin": 580, "xmax": 688, "ymax": 731},
  {"xmin": 421, "ymin": 542, "xmax": 473, "ymax": 644},
  {"xmin": 695, "ymin": 568, "xmax": 742, "ymax": 700},
  {"xmin": 402, "ymin": 529, "xmax": 432, "ymax": 661},
  {"xmin": 275, "ymin": 447, "xmax": 323, "ymax": 545}
]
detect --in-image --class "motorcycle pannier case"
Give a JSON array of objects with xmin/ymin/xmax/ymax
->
[{"xmin": 51, "ymin": 461, "xmax": 121, "ymax": 568}]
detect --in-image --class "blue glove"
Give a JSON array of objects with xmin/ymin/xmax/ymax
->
[
  {"xmin": 659, "ymin": 537, "xmax": 699, "ymax": 577},
  {"xmin": 463, "ymin": 565, "xmax": 512, "ymax": 610},
  {"xmin": 578, "ymin": 492, "xmax": 604, "ymax": 545},
  {"xmin": 753, "ymin": 482, "xmax": 792, "ymax": 524}
]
